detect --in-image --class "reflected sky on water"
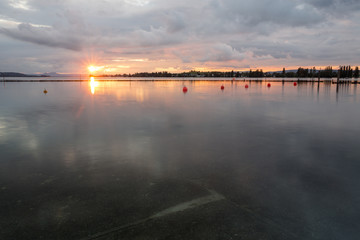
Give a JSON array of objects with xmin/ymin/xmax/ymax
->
[{"xmin": 0, "ymin": 80, "xmax": 360, "ymax": 239}]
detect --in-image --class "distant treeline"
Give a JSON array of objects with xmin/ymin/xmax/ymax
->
[
  {"xmin": 273, "ymin": 66, "xmax": 359, "ymax": 78},
  {"xmin": 102, "ymin": 65, "xmax": 360, "ymax": 78}
]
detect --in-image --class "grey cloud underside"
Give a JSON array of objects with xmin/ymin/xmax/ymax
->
[
  {"xmin": 307, "ymin": 0, "xmax": 360, "ymax": 10},
  {"xmin": 0, "ymin": 23, "xmax": 82, "ymax": 51},
  {"xmin": 211, "ymin": 0, "xmax": 324, "ymax": 28}
]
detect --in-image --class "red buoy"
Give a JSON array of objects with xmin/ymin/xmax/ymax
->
[
  {"xmin": 267, "ymin": 83, "xmax": 271, "ymax": 87},
  {"xmin": 221, "ymin": 85, "xmax": 225, "ymax": 90},
  {"xmin": 293, "ymin": 82, "xmax": 297, "ymax": 86},
  {"xmin": 245, "ymin": 84, "xmax": 249, "ymax": 89},
  {"xmin": 183, "ymin": 86, "xmax": 188, "ymax": 93}
]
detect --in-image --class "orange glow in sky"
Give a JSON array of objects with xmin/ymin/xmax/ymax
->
[{"xmin": 88, "ymin": 66, "xmax": 96, "ymax": 73}]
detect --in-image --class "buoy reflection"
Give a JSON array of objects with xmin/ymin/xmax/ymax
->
[{"xmin": 90, "ymin": 77, "xmax": 99, "ymax": 95}]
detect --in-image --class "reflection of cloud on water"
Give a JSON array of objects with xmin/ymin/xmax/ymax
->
[
  {"xmin": 0, "ymin": 116, "xmax": 39, "ymax": 154},
  {"xmin": 0, "ymin": 102, "xmax": 90, "ymax": 166},
  {"xmin": 0, "ymin": 118, "xmax": 6, "ymax": 139}
]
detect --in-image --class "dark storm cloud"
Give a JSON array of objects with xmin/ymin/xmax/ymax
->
[
  {"xmin": 0, "ymin": 23, "xmax": 82, "ymax": 51},
  {"xmin": 305, "ymin": 0, "xmax": 360, "ymax": 18},
  {"xmin": 209, "ymin": 0, "xmax": 324, "ymax": 28},
  {"xmin": 307, "ymin": 0, "xmax": 360, "ymax": 10}
]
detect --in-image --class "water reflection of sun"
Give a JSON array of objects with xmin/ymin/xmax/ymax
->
[{"xmin": 89, "ymin": 77, "xmax": 99, "ymax": 95}]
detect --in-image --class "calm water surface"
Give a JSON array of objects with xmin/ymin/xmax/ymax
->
[{"xmin": 0, "ymin": 80, "xmax": 360, "ymax": 239}]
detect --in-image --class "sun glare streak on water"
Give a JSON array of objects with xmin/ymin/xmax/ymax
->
[{"xmin": 89, "ymin": 76, "xmax": 99, "ymax": 94}]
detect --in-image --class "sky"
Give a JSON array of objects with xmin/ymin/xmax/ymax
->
[{"xmin": 0, "ymin": 0, "xmax": 359, "ymax": 74}]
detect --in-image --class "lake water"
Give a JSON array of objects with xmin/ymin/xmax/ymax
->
[{"xmin": 0, "ymin": 80, "xmax": 360, "ymax": 239}]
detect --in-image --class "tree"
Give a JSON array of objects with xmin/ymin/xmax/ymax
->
[
  {"xmin": 296, "ymin": 67, "xmax": 309, "ymax": 78},
  {"xmin": 312, "ymin": 67, "xmax": 316, "ymax": 78},
  {"xmin": 322, "ymin": 66, "xmax": 333, "ymax": 78},
  {"xmin": 282, "ymin": 68, "xmax": 286, "ymax": 77},
  {"xmin": 354, "ymin": 66, "xmax": 359, "ymax": 79},
  {"xmin": 339, "ymin": 66, "xmax": 346, "ymax": 78},
  {"xmin": 285, "ymin": 72, "xmax": 295, "ymax": 78}
]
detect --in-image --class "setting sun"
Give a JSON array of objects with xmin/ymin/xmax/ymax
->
[
  {"xmin": 88, "ymin": 66, "xmax": 96, "ymax": 73},
  {"xmin": 87, "ymin": 65, "xmax": 105, "ymax": 74}
]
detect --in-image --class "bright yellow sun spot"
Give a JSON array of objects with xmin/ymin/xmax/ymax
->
[
  {"xmin": 88, "ymin": 65, "xmax": 105, "ymax": 74},
  {"xmin": 88, "ymin": 66, "xmax": 96, "ymax": 73}
]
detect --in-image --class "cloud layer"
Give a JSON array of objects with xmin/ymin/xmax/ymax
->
[{"xmin": 0, "ymin": 0, "xmax": 359, "ymax": 73}]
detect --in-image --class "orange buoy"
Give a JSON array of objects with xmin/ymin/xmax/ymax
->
[
  {"xmin": 245, "ymin": 84, "xmax": 249, "ymax": 89},
  {"xmin": 293, "ymin": 82, "xmax": 297, "ymax": 86},
  {"xmin": 267, "ymin": 83, "xmax": 271, "ymax": 87},
  {"xmin": 183, "ymin": 86, "xmax": 188, "ymax": 93},
  {"xmin": 221, "ymin": 85, "xmax": 225, "ymax": 90},
  {"xmin": 43, "ymin": 89, "xmax": 48, "ymax": 94}
]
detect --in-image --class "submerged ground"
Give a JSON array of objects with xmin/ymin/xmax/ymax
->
[{"xmin": 0, "ymin": 80, "xmax": 360, "ymax": 239}]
